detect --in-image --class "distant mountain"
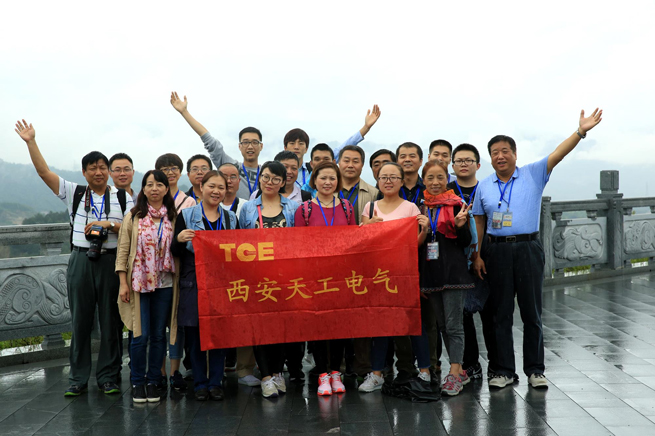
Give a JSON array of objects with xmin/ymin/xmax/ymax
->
[{"xmin": 0, "ymin": 159, "xmax": 190, "ymax": 218}]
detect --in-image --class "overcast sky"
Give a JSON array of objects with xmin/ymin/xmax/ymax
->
[{"xmin": 2, "ymin": 0, "xmax": 653, "ymax": 200}]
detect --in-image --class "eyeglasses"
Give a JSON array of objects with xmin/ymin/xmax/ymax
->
[
  {"xmin": 189, "ymin": 166, "xmax": 210, "ymax": 174},
  {"xmin": 221, "ymin": 174, "xmax": 239, "ymax": 181},
  {"xmin": 240, "ymin": 140, "xmax": 261, "ymax": 147},
  {"xmin": 159, "ymin": 166, "xmax": 180, "ymax": 174},
  {"xmin": 261, "ymin": 174, "xmax": 283, "ymax": 185},
  {"xmin": 379, "ymin": 176, "xmax": 403, "ymax": 183},
  {"xmin": 453, "ymin": 159, "xmax": 477, "ymax": 166},
  {"xmin": 110, "ymin": 167, "xmax": 133, "ymax": 174}
]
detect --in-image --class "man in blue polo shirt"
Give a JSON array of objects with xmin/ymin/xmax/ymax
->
[{"xmin": 472, "ymin": 108, "xmax": 603, "ymax": 389}]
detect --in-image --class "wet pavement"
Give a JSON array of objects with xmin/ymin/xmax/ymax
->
[{"xmin": 2, "ymin": 272, "xmax": 655, "ymax": 435}]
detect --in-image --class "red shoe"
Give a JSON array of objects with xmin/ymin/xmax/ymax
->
[{"xmin": 317, "ymin": 373, "xmax": 332, "ymax": 396}]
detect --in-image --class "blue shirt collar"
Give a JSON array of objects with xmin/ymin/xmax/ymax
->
[{"xmin": 492, "ymin": 166, "xmax": 520, "ymax": 184}]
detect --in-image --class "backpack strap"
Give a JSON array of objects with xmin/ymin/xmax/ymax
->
[
  {"xmin": 301, "ymin": 201, "xmax": 313, "ymax": 226},
  {"xmin": 116, "ymin": 188, "xmax": 127, "ymax": 215},
  {"xmin": 339, "ymin": 199, "xmax": 352, "ymax": 224},
  {"xmin": 70, "ymin": 185, "xmax": 87, "ymax": 249},
  {"xmin": 176, "ymin": 194, "xmax": 190, "ymax": 212},
  {"xmin": 369, "ymin": 201, "xmax": 375, "ymax": 219},
  {"xmin": 301, "ymin": 190, "xmax": 312, "ymax": 202},
  {"xmin": 223, "ymin": 210, "xmax": 232, "ymax": 230}
]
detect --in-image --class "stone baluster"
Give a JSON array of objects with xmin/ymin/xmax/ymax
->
[{"xmin": 597, "ymin": 170, "xmax": 623, "ymax": 270}]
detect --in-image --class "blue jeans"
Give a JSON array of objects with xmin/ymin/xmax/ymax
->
[
  {"xmin": 130, "ymin": 287, "xmax": 173, "ymax": 386},
  {"xmin": 168, "ymin": 325, "xmax": 185, "ymax": 360},
  {"xmin": 370, "ymin": 301, "xmax": 430, "ymax": 372},
  {"xmin": 186, "ymin": 326, "xmax": 226, "ymax": 391}
]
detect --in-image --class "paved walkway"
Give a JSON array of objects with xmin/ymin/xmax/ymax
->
[{"xmin": 2, "ymin": 272, "xmax": 655, "ymax": 435}]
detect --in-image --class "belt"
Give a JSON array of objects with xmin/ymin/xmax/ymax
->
[
  {"xmin": 73, "ymin": 246, "xmax": 117, "ymax": 255},
  {"xmin": 488, "ymin": 232, "xmax": 539, "ymax": 243}
]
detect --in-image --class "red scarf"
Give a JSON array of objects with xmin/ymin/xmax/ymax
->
[{"xmin": 422, "ymin": 189, "xmax": 463, "ymax": 239}]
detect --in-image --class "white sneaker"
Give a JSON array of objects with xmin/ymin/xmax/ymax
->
[
  {"xmin": 238, "ymin": 374, "xmax": 261, "ymax": 387},
  {"xmin": 488, "ymin": 374, "xmax": 513, "ymax": 389},
  {"xmin": 261, "ymin": 378, "xmax": 278, "ymax": 398},
  {"xmin": 318, "ymin": 373, "xmax": 332, "ymax": 396},
  {"xmin": 528, "ymin": 373, "xmax": 548, "ymax": 389},
  {"xmin": 272, "ymin": 374, "xmax": 286, "ymax": 394},
  {"xmin": 358, "ymin": 372, "xmax": 384, "ymax": 392},
  {"xmin": 330, "ymin": 371, "xmax": 345, "ymax": 394},
  {"xmin": 418, "ymin": 371, "xmax": 431, "ymax": 383}
]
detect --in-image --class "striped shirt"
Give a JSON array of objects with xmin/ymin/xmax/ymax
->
[{"xmin": 58, "ymin": 177, "xmax": 134, "ymax": 249}]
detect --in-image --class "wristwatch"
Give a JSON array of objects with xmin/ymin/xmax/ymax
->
[{"xmin": 110, "ymin": 222, "xmax": 116, "ymax": 230}]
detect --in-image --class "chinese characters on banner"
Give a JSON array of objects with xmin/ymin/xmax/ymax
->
[{"xmin": 193, "ymin": 217, "xmax": 421, "ymax": 350}]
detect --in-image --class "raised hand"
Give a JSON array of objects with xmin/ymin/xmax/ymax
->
[
  {"xmin": 364, "ymin": 104, "xmax": 381, "ymax": 128},
  {"xmin": 170, "ymin": 91, "xmax": 188, "ymax": 113},
  {"xmin": 15, "ymin": 119, "xmax": 35, "ymax": 143},
  {"xmin": 454, "ymin": 203, "xmax": 472, "ymax": 228},
  {"xmin": 579, "ymin": 108, "xmax": 603, "ymax": 135}
]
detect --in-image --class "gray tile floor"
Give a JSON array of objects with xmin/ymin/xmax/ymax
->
[{"xmin": 2, "ymin": 272, "xmax": 655, "ymax": 435}]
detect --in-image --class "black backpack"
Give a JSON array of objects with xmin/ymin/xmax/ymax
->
[{"xmin": 69, "ymin": 185, "xmax": 127, "ymax": 249}]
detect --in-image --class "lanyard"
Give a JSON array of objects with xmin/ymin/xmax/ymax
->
[
  {"xmin": 317, "ymin": 197, "xmax": 336, "ymax": 227},
  {"xmin": 339, "ymin": 183, "xmax": 359, "ymax": 205},
  {"xmin": 497, "ymin": 178, "xmax": 515, "ymax": 210},
  {"xmin": 156, "ymin": 217, "xmax": 164, "ymax": 246},
  {"xmin": 401, "ymin": 186, "xmax": 420, "ymax": 204},
  {"xmin": 429, "ymin": 206, "xmax": 441, "ymax": 236},
  {"xmin": 296, "ymin": 167, "xmax": 308, "ymax": 188},
  {"xmin": 256, "ymin": 205, "xmax": 264, "ymax": 228},
  {"xmin": 243, "ymin": 164, "xmax": 261, "ymax": 195},
  {"xmin": 173, "ymin": 190, "xmax": 180, "ymax": 201},
  {"xmin": 455, "ymin": 181, "xmax": 478, "ymax": 204},
  {"xmin": 90, "ymin": 193, "xmax": 105, "ymax": 220},
  {"xmin": 201, "ymin": 202, "xmax": 223, "ymax": 231}
]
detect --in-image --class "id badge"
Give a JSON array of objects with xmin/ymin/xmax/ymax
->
[
  {"xmin": 492, "ymin": 211, "xmax": 503, "ymax": 229},
  {"xmin": 502, "ymin": 211, "xmax": 513, "ymax": 227},
  {"xmin": 426, "ymin": 242, "xmax": 439, "ymax": 260}
]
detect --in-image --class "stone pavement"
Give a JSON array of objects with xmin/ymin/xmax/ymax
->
[{"xmin": 1, "ymin": 272, "xmax": 655, "ymax": 435}]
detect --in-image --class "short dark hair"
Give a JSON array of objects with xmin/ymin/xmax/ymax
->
[
  {"xmin": 487, "ymin": 135, "xmax": 516, "ymax": 154},
  {"xmin": 239, "ymin": 127, "xmax": 262, "ymax": 142},
  {"xmin": 260, "ymin": 161, "xmax": 287, "ymax": 189},
  {"xmin": 452, "ymin": 143, "xmax": 481, "ymax": 164},
  {"xmin": 395, "ymin": 142, "xmax": 423, "ymax": 160},
  {"xmin": 283, "ymin": 128, "xmax": 309, "ymax": 148},
  {"xmin": 379, "ymin": 162, "xmax": 405, "ymax": 180},
  {"xmin": 429, "ymin": 140, "xmax": 452, "ymax": 155},
  {"xmin": 310, "ymin": 143, "xmax": 334, "ymax": 160},
  {"xmin": 201, "ymin": 170, "xmax": 228, "ymax": 187},
  {"xmin": 82, "ymin": 151, "xmax": 109, "ymax": 171},
  {"xmin": 338, "ymin": 145, "xmax": 365, "ymax": 162},
  {"xmin": 155, "ymin": 153, "xmax": 183, "ymax": 170},
  {"xmin": 186, "ymin": 154, "xmax": 213, "ymax": 173},
  {"xmin": 131, "ymin": 170, "xmax": 176, "ymax": 222},
  {"xmin": 309, "ymin": 161, "xmax": 343, "ymax": 192},
  {"xmin": 274, "ymin": 150, "xmax": 300, "ymax": 165},
  {"xmin": 421, "ymin": 160, "xmax": 448, "ymax": 180},
  {"xmin": 369, "ymin": 149, "xmax": 397, "ymax": 168},
  {"xmin": 109, "ymin": 153, "xmax": 133, "ymax": 168}
]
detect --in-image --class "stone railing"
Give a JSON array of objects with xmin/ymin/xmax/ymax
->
[
  {"xmin": 0, "ymin": 224, "xmax": 71, "ymax": 350},
  {"xmin": 540, "ymin": 170, "xmax": 655, "ymax": 284}
]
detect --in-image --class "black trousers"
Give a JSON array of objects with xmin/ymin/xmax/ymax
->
[
  {"xmin": 312, "ymin": 339, "xmax": 348, "ymax": 374},
  {"xmin": 462, "ymin": 277, "xmax": 498, "ymax": 371},
  {"xmin": 283, "ymin": 342, "xmax": 305, "ymax": 374},
  {"xmin": 484, "ymin": 238, "xmax": 545, "ymax": 377},
  {"xmin": 254, "ymin": 344, "xmax": 285, "ymax": 378}
]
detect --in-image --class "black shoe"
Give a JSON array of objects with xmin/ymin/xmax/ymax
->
[
  {"xmin": 146, "ymin": 384, "xmax": 160, "ymax": 402},
  {"xmin": 170, "ymin": 371, "xmax": 187, "ymax": 391},
  {"xmin": 209, "ymin": 387, "xmax": 224, "ymax": 401},
  {"xmin": 64, "ymin": 384, "xmax": 87, "ymax": 397},
  {"xmin": 464, "ymin": 362, "xmax": 483, "ymax": 380},
  {"xmin": 344, "ymin": 363, "xmax": 356, "ymax": 378},
  {"xmin": 100, "ymin": 382, "xmax": 121, "ymax": 395},
  {"xmin": 289, "ymin": 370, "xmax": 305, "ymax": 382},
  {"xmin": 132, "ymin": 385, "xmax": 147, "ymax": 403},
  {"xmin": 195, "ymin": 387, "xmax": 209, "ymax": 401},
  {"xmin": 156, "ymin": 377, "xmax": 168, "ymax": 392}
]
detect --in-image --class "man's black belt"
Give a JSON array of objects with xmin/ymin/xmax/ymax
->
[
  {"xmin": 73, "ymin": 246, "xmax": 117, "ymax": 255},
  {"xmin": 488, "ymin": 232, "xmax": 539, "ymax": 243}
]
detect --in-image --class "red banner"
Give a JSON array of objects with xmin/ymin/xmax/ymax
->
[{"xmin": 194, "ymin": 217, "xmax": 421, "ymax": 350}]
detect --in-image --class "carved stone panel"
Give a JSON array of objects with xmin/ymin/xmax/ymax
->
[
  {"xmin": 0, "ymin": 268, "xmax": 70, "ymax": 331},
  {"xmin": 553, "ymin": 224, "xmax": 603, "ymax": 261},
  {"xmin": 624, "ymin": 220, "xmax": 655, "ymax": 254}
]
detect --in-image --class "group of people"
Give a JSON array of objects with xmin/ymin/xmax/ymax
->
[{"xmin": 14, "ymin": 95, "xmax": 602, "ymax": 404}]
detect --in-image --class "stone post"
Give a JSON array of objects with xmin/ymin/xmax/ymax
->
[
  {"xmin": 540, "ymin": 196, "xmax": 553, "ymax": 280},
  {"xmin": 596, "ymin": 170, "xmax": 623, "ymax": 270},
  {"xmin": 41, "ymin": 333, "xmax": 65, "ymax": 350}
]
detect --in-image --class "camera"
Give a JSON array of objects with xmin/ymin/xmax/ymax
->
[{"xmin": 85, "ymin": 225, "xmax": 109, "ymax": 261}]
